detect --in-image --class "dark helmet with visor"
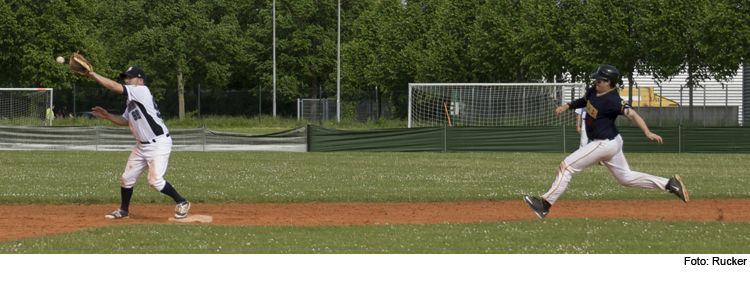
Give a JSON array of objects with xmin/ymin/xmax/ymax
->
[{"xmin": 590, "ymin": 65, "xmax": 619, "ymax": 82}]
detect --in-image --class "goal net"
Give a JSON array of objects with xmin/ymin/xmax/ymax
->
[
  {"xmin": 408, "ymin": 83, "xmax": 586, "ymax": 128},
  {"xmin": 0, "ymin": 88, "xmax": 54, "ymax": 126},
  {"xmin": 297, "ymin": 98, "xmax": 337, "ymax": 122}
]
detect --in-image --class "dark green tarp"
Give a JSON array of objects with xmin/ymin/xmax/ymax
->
[
  {"xmin": 308, "ymin": 125, "xmax": 750, "ymax": 153},
  {"xmin": 681, "ymin": 127, "xmax": 750, "ymax": 153},
  {"xmin": 309, "ymin": 126, "xmax": 444, "ymax": 152}
]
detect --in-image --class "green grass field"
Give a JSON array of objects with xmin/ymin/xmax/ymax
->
[
  {"xmin": 2, "ymin": 151, "xmax": 749, "ymax": 204},
  {"xmin": 1, "ymin": 151, "xmax": 749, "ymax": 253},
  {"xmin": 2, "ymin": 219, "xmax": 748, "ymax": 254}
]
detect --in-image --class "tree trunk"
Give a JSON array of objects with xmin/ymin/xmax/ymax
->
[
  {"xmin": 178, "ymin": 66, "xmax": 185, "ymax": 120},
  {"xmin": 516, "ymin": 68, "xmax": 524, "ymax": 82}
]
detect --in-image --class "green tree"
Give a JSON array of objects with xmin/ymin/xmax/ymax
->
[
  {"xmin": 639, "ymin": 0, "xmax": 743, "ymax": 126},
  {"xmin": 570, "ymin": 0, "xmax": 644, "ymax": 103},
  {"xmin": 697, "ymin": 0, "xmax": 748, "ymax": 80},
  {"xmin": 0, "ymin": 0, "xmax": 100, "ymax": 88},
  {"xmin": 344, "ymin": 0, "xmax": 419, "ymax": 88},
  {"xmin": 416, "ymin": 0, "xmax": 481, "ymax": 83},
  {"xmin": 272, "ymin": 0, "xmax": 338, "ymax": 100},
  {"xmin": 225, "ymin": 1, "xmax": 268, "ymax": 90},
  {"xmin": 97, "ymin": 0, "xmax": 244, "ymax": 120},
  {"xmin": 469, "ymin": 0, "xmax": 525, "ymax": 82},
  {"xmin": 343, "ymin": 0, "xmax": 423, "ymax": 118},
  {"xmin": 519, "ymin": 0, "xmax": 571, "ymax": 83}
]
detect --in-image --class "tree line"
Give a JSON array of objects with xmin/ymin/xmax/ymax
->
[{"xmin": 1, "ymin": 0, "xmax": 748, "ymax": 119}]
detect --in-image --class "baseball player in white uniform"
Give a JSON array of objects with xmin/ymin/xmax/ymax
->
[
  {"xmin": 575, "ymin": 107, "xmax": 588, "ymax": 148},
  {"xmin": 523, "ymin": 65, "xmax": 688, "ymax": 219},
  {"xmin": 88, "ymin": 66, "xmax": 191, "ymax": 219}
]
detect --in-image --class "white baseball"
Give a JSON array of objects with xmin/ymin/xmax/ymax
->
[{"xmin": 56, "ymin": 56, "xmax": 64, "ymax": 64}]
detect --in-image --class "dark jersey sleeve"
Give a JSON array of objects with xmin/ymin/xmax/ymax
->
[
  {"xmin": 567, "ymin": 87, "xmax": 591, "ymax": 109},
  {"xmin": 616, "ymin": 97, "xmax": 634, "ymax": 115},
  {"xmin": 568, "ymin": 97, "xmax": 587, "ymax": 109}
]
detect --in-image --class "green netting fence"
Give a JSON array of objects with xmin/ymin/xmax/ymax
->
[{"xmin": 308, "ymin": 125, "xmax": 750, "ymax": 153}]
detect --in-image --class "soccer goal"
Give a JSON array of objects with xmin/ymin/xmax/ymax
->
[
  {"xmin": 408, "ymin": 83, "xmax": 586, "ymax": 128},
  {"xmin": 0, "ymin": 88, "xmax": 54, "ymax": 126},
  {"xmin": 297, "ymin": 98, "xmax": 337, "ymax": 122}
]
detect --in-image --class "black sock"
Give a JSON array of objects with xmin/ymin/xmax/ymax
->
[
  {"xmin": 160, "ymin": 182, "xmax": 186, "ymax": 204},
  {"xmin": 121, "ymin": 187, "xmax": 133, "ymax": 212}
]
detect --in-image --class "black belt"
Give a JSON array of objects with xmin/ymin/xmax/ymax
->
[{"xmin": 140, "ymin": 133, "xmax": 170, "ymax": 144}]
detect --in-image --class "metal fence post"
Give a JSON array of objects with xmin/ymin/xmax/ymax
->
[
  {"xmin": 376, "ymin": 85, "xmax": 379, "ymax": 120},
  {"xmin": 637, "ymin": 86, "xmax": 641, "ymax": 111},
  {"xmin": 725, "ymin": 87, "xmax": 729, "ymax": 127},
  {"xmin": 444, "ymin": 123, "xmax": 447, "ymax": 153},
  {"xmin": 49, "ymin": 88, "xmax": 53, "ymax": 126},
  {"xmin": 678, "ymin": 124, "xmax": 682, "ymax": 153},
  {"xmin": 522, "ymin": 87, "xmax": 526, "ymax": 125},
  {"xmin": 472, "ymin": 87, "xmax": 476, "ymax": 126},
  {"xmin": 198, "ymin": 84, "xmax": 201, "ymax": 119},
  {"xmin": 9, "ymin": 89, "xmax": 12, "ymax": 124},
  {"xmin": 259, "ymin": 84, "xmax": 262, "ymax": 124},
  {"xmin": 679, "ymin": 86, "xmax": 684, "ymax": 126},
  {"xmin": 659, "ymin": 85, "xmax": 662, "ymax": 127}
]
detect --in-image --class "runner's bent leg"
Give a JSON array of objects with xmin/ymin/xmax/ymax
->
[{"xmin": 602, "ymin": 135, "xmax": 669, "ymax": 190}]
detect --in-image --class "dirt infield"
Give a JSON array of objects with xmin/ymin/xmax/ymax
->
[{"xmin": 1, "ymin": 199, "xmax": 749, "ymax": 241}]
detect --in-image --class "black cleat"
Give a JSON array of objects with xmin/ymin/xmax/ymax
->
[
  {"xmin": 523, "ymin": 195, "xmax": 552, "ymax": 219},
  {"xmin": 175, "ymin": 201, "xmax": 191, "ymax": 219},
  {"xmin": 666, "ymin": 175, "xmax": 689, "ymax": 203},
  {"xmin": 105, "ymin": 208, "xmax": 129, "ymax": 219}
]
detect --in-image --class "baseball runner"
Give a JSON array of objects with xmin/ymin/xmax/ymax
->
[
  {"xmin": 524, "ymin": 65, "xmax": 688, "ymax": 219},
  {"xmin": 86, "ymin": 66, "xmax": 191, "ymax": 219},
  {"xmin": 577, "ymin": 104, "xmax": 604, "ymax": 165}
]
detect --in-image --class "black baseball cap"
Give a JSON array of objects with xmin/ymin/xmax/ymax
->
[{"xmin": 120, "ymin": 66, "xmax": 146, "ymax": 79}]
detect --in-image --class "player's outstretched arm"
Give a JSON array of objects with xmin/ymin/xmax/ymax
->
[
  {"xmin": 87, "ymin": 71, "xmax": 124, "ymax": 95},
  {"xmin": 624, "ymin": 108, "xmax": 662, "ymax": 144},
  {"xmin": 92, "ymin": 106, "xmax": 128, "ymax": 126},
  {"xmin": 558, "ymin": 98, "xmax": 587, "ymax": 115}
]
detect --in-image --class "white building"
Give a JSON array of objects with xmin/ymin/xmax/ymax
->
[{"xmin": 621, "ymin": 66, "xmax": 744, "ymax": 123}]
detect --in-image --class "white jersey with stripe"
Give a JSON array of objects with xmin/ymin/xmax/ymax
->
[{"xmin": 121, "ymin": 84, "xmax": 169, "ymax": 143}]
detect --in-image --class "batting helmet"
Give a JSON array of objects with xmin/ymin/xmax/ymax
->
[{"xmin": 590, "ymin": 65, "xmax": 619, "ymax": 82}]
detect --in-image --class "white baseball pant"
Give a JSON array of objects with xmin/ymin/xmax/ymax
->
[
  {"xmin": 580, "ymin": 122, "xmax": 589, "ymax": 148},
  {"xmin": 542, "ymin": 134, "xmax": 669, "ymax": 205},
  {"xmin": 120, "ymin": 137, "xmax": 172, "ymax": 191}
]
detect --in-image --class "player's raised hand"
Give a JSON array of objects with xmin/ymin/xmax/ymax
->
[
  {"xmin": 92, "ymin": 106, "xmax": 110, "ymax": 119},
  {"xmin": 646, "ymin": 132, "xmax": 663, "ymax": 144}
]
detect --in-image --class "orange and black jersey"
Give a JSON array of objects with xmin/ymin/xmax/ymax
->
[{"xmin": 567, "ymin": 87, "xmax": 632, "ymax": 140}]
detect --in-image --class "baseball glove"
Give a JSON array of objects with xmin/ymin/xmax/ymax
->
[{"xmin": 69, "ymin": 52, "xmax": 93, "ymax": 75}]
